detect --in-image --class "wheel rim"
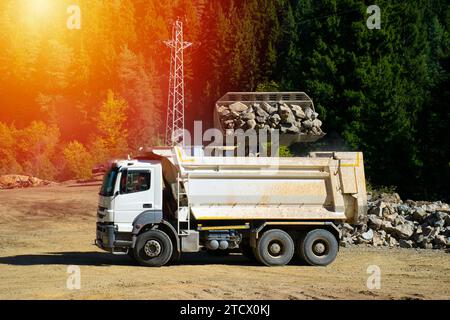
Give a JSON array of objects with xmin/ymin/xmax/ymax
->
[
  {"xmin": 268, "ymin": 240, "xmax": 283, "ymax": 257},
  {"xmin": 144, "ymin": 240, "xmax": 162, "ymax": 258},
  {"xmin": 312, "ymin": 239, "xmax": 329, "ymax": 257}
]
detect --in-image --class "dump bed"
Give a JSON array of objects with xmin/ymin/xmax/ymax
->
[{"xmin": 170, "ymin": 147, "xmax": 367, "ymax": 224}]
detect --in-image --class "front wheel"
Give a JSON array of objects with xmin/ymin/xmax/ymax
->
[
  {"xmin": 133, "ymin": 229, "xmax": 173, "ymax": 267},
  {"xmin": 255, "ymin": 229, "xmax": 295, "ymax": 266},
  {"xmin": 297, "ymin": 229, "xmax": 338, "ymax": 266}
]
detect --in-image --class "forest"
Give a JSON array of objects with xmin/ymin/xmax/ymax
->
[{"xmin": 0, "ymin": 0, "xmax": 449, "ymax": 201}]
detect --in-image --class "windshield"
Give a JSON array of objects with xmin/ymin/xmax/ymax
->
[{"xmin": 99, "ymin": 167, "xmax": 118, "ymax": 197}]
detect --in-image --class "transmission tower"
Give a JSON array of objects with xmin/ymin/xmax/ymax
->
[{"xmin": 164, "ymin": 19, "xmax": 192, "ymax": 146}]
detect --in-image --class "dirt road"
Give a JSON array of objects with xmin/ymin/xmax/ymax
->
[{"xmin": 0, "ymin": 185, "xmax": 449, "ymax": 300}]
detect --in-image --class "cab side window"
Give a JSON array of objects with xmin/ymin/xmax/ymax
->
[{"xmin": 120, "ymin": 170, "xmax": 151, "ymax": 194}]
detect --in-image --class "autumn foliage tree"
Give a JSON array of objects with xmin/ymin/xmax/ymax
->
[
  {"xmin": 0, "ymin": 123, "xmax": 22, "ymax": 175},
  {"xmin": 0, "ymin": 121, "xmax": 60, "ymax": 180},
  {"xmin": 90, "ymin": 90, "xmax": 129, "ymax": 164},
  {"xmin": 13, "ymin": 122, "xmax": 59, "ymax": 180},
  {"xmin": 63, "ymin": 141, "xmax": 94, "ymax": 180}
]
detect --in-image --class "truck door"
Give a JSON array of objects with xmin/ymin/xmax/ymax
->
[{"xmin": 113, "ymin": 168, "xmax": 154, "ymax": 230}]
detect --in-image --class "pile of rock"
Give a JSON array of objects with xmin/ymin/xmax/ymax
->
[
  {"xmin": 0, "ymin": 175, "xmax": 53, "ymax": 189},
  {"xmin": 217, "ymin": 101, "xmax": 324, "ymax": 135},
  {"xmin": 339, "ymin": 193, "xmax": 450, "ymax": 250}
]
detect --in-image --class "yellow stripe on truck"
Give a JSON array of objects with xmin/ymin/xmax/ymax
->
[
  {"xmin": 198, "ymin": 225, "xmax": 250, "ymax": 231},
  {"xmin": 339, "ymin": 152, "xmax": 360, "ymax": 167}
]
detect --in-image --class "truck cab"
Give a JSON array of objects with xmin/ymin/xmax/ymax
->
[{"xmin": 96, "ymin": 160, "xmax": 165, "ymax": 255}]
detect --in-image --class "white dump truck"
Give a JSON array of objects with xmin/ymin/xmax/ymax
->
[{"xmin": 95, "ymin": 145, "xmax": 367, "ymax": 267}]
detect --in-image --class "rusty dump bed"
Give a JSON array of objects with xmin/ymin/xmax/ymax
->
[{"xmin": 158, "ymin": 147, "xmax": 367, "ymax": 224}]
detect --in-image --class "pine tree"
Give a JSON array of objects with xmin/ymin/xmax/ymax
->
[{"xmin": 117, "ymin": 46, "xmax": 162, "ymax": 149}]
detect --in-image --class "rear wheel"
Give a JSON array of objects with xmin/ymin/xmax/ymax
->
[
  {"xmin": 298, "ymin": 229, "xmax": 338, "ymax": 266},
  {"xmin": 134, "ymin": 229, "xmax": 173, "ymax": 267},
  {"xmin": 255, "ymin": 229, "xmax": 294, "ymax": 266}
]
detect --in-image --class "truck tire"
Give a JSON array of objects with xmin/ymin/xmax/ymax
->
[
  {"xmin": 134, "ymin": 230, "xmax": 173, "ymax": 267},
  {"xmin": 255, "ymin": 229, "xmax": 295, "ymax": 266},
  {"xmin": 170, "ymin": 250, "xmax": 181, "ymax": 264},
  {"xmin": 298, "ymin": 229, "xmax": 338, "ymax": 266},
  {"xmin": 127, "ymin": 249, "xmax": 135, "ymax": 260}
]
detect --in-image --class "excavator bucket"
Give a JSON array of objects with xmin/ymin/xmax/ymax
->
[{"xmin": 214, "ymin": 92, "xmax": 326, "ymax": 146}]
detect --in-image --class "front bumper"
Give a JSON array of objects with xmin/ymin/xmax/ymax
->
[
  {"xmin": 95, "ymin": 222, "xmax": 133, "ymax": 254},
  {"xmin": 95, "ymin": 222, "xmax": 116, "ymax": 252}
]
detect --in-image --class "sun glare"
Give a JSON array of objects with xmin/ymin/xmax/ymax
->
[{"xmin": 23, "ymin": 0, "xmax": 54, "ymax": 20}]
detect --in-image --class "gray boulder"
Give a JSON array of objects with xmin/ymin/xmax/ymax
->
[
  {"xmin": 256, "ymin": 116, "xmax": 268, "ymax": 123},
  {"xmin": 218, "ymin": 105, "xmax": 231, "ymax": 116},
  {"xmin": 433, "ymin": 235, "xmax": 448, "ymax": 248},
  {"xmin": 385, "ymin": 222, "xmax": 415, "ymax": 240},
  {"xmin": 399, "ymin": 239, "xmax": 414, "ymax": 248},
  {"xmin": 291, "ymin": 104, "xmax": 306, "ymax": 119},
  {"xmin": 280, "ymin": 123, "xmax": 299, "ymax": 134},
  {"xmin": 372, "ymin": 233, "xmax": 384, "ymax": 246},
  {"xmin": 342, "ymin": 223, "xmax": 355, "ymax": 233},
  {"xmin": 224, "ymin": 119, "xmax": 234, "ymax": 129},
  {"xmin": 279, "ymin": 104, "xmax": 296, "ymax": 124},
  {"xmin": 412, "ymin": 233, "xmax": 424, "ymax": 244},
  {"xmin": 368, "ymin": 214, "xmax": 383, "ymax": 230},
  {"xmin": 229, "ymin": 102, "xmax": 249, "ymax": 113},
  {"xmin": 420, "ymin": 241, "xmax": 433, "ymax": 249},
  {"xmin": 255, "ymin": 106, "xmax": 270, "ymax": 118},
  {"xmin": 312, "ymin": 119, "xmax": 322, "ymax": 128},
  {"xmin": 445, "ymin": 215, "xmax": 450, "ymax": 227},
  {"xmin": 422, "ymin": 225, "xmax": 434, "ymax": 237},
  {"xmin": 392, "ymin": 214, "xmax": 404, "ymax": 225},
  {"xmin": 311, "ymin": 127, "xmax": 323, "ymax": 135},
  {"xmin": 242, "ymin": 112, "xmax": 256, "ymax": 121},
  {"xmin": 412, "ymin": 207, "xmax": 427, "ymax": 221},
  {"xmin": 302, "ymin": 119, "xmax": 314, "ymax": 129},
  {"xmin": 260, "ymin": 102, "xmax": 278, "ymax": 114},
  {"xmin": 269, "ymin": 114, "xmax": 281, "ymax": 126},
  {"xmin": 361, "ymin": 228, "xmax": 374, "ymax": 241},
  {"xmin": 304, "ymin": 106, "xmax": 314, "ymax": 119},
  {"xmin": 246, "ymin": 119, "xmax": 256, "ymax": 130},
  {"xmin": 444, "ymin": 226, "xmax": 450, "ymax": 237},
  {"xmin": 387, "ymin": 235, "xmax": 398, "ymax": 247}
]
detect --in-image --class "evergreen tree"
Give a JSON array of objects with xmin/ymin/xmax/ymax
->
[{"xmin": 117, "ymin": 46, "xmax": 162, "ymax": 149}]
